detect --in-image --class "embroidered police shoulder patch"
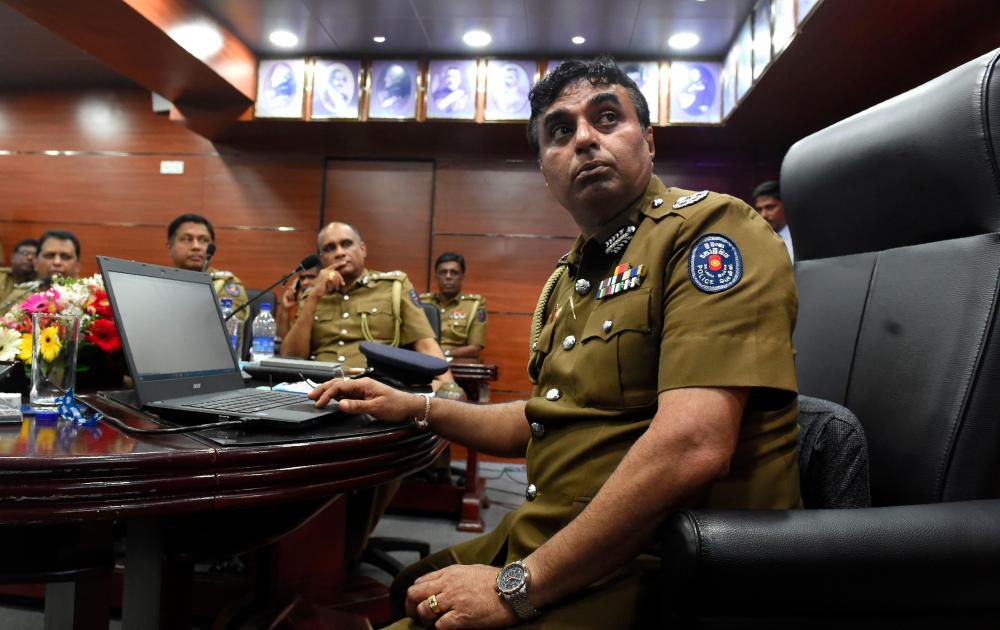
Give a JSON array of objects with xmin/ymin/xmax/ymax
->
[
  {"xmin": 409, "ymin": 288, "xmax": 421, "ymax": 306},
  {"xmin": 688, "ymin": 234, "xmax": 743, "ymax": 293},
  {"xmin": 224, "ymin": 282, "xmax": 241, "ymax": 296}
]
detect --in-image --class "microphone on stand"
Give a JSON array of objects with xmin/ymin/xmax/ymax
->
[
  {"xmin": 201, "ymin": 243, "xmax": 216, "ymax": 273},
  {"xmin": 224, "ymin": 254, "xmax": 321, "ymax": 322}
]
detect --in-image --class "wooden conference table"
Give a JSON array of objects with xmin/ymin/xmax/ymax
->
[{"xmin": 0, "ymin": 391, "xmax": 445, "ymax": 629}]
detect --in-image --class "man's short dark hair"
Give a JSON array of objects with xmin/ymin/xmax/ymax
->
[
  {"xmin": 38, "ymin": 231, "xmax": 80, "ymax": 258},
  {"xmin": 167, "ymin": 214, "xmax": 215, "ymax": 242},
  {"xmin": 13, "ymin": 239, "xmax": 39, "ymax": 254},
  {"xmin": 527, "ymin": 56, "xmax": 651, "ymax": 154},
  {"xmin": 435, "ymin": 252, "xmax": 466, "ymax": 273},
  {"xmin": 752, "ymin": 181, "xmax": 781, "ymax": 202}
]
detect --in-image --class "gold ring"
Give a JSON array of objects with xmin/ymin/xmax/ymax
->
[
  {"xmin": 427, "ymin": 594, "xmax": 442, "ymax": 615},
  {"xmin": 327, "ymin": 271, "xmax": 336, "ymax": 281}
]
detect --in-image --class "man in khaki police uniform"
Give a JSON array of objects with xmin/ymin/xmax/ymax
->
[
  {"xmin": 421, "ymin": 252, "xmax": 487, "ymax": 360},
  {"xmin": 310, "ymin": 57, "xmax": 801, "ymax": 629},
  {"xmin": 166, "ymin": 214, "xmax": 248, "ymax": 319},
  {"xmin": 284, "ymin": 221, "xmax": 461, "ymax": 565},
  {"xmin": 0, "ymin": 239, "xmax": 38, "ymax": 315},
  {"xmin": 2, "ymin": 230, "xmax": 83, "ymax": 316}
]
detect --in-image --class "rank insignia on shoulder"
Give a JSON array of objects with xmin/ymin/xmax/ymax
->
[
  {"xmin": 673, "ymin": 190, "xmax": 710, "ymax": 209},
  {"xmin": 408, "ymin": 288, "xmax": 421, "ymax": 306},
  {"xmin": 477, "ymin": 307, "xmax": 487, "ymax": 323},
  {"xmin": 597, "ymin": 262, "xmax": 646, "ymax": 299},
  {"xmin": 689, "ymin": 233, "xmax": 743, "ymax": 293},
  {"xmin": 224, "ymin": 282, "xmax": 241, "ymax": 296},
  {"xmin": 603, "ymin": 224, "xmax": 637, "ymax": 255}
]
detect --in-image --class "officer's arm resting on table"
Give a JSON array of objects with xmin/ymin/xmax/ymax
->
[{"xmin": 309, "ymin": 380, "xmax": 744, "ymax": 620}]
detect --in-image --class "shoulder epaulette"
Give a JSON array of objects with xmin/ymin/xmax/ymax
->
[
  {"xmin": 369, "ymin": 270, "xmax": 405, "ymax": 281},
  {"xmin": 672, "ymin": 189, "xmax": 711, "ymax": 209},
  {"xmin": 210, "ymin": 270, "xmax": 233, "ymax": 280},
  {"xmin": 460, "ymin": 293, "xmax": 482, "ymax": 301},
  {"xmin": 557, "ymin": 252, "xmax": 571, "ymax": 265},
  {"xmin": 419, "ymin": 292, "xmax": 434, "ymax": 299}
]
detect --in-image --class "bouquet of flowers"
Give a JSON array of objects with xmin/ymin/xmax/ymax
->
[{"xmin": 0, "ymin": 274, "xmax": 122, "ymax": 378}]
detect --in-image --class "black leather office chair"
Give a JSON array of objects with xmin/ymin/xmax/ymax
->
[
  {"xmin": 661, "ymin": 48, "xmax": 1000, "ymax": 625},
  {"xmin": 420, "ymin": 301, "xmax": 442, "ymax": 341}
]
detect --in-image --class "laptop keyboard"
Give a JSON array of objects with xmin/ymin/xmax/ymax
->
[{"xmin": 185, "ymin": 390, "xmax": 310, "ymax": 414}]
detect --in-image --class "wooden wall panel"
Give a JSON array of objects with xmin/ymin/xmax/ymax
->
[
  {"xmin": 323, "ymin": 160, "xmax": 433, "ymax": 287},
  {"xmin": 3, "ymin": 154, "xmax": 205, "ymax": 224},
  {"xmin": 430, "ymin": 234, "xmax": 572, "ymax": 313},
  {"xmin": 0, "ymin": 91, "xmax": 213, "ymax": 154},
  {"xmin": 203, "ymin": 153, "xmax": 325, "ymax": 228},
  {"xmin": 434, "ymin": 160, "xmax": 578, "ymax": 237},
  {"xmin": 477, "ymin": 313, "xmax": 533, "ymax": 394}
]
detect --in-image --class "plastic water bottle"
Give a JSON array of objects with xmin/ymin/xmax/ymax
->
[
  {"xmin": 219, "ymin": 298, "xmax": 241, "ymax": 354},
  {"xmin": 251, "ymin": 303, "xmax": 276, "ymax": 362}
]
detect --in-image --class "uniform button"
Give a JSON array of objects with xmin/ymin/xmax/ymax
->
[
  {"xmin": 341, "ymin": 312, "xmax": 349, "ymax": 319},
  {"xmin": 338, "ymin": 355, "xmax": 346, "ymax": 362},
  {"xmin": 545, "ymin": 388, "xmax": 560, "ymax": 401},
  {"xmin": 531, "ymin": 341, "xmax": 538, "ymax": 351},
  {"xmin": 340, "ymin": 329, "xmax": 348, "ymax": 335},
  {"xmin": 652, "ymin": 197, "xmax": 664, "ymax": 208},
  {"xmin": 525, "ymin": 484, "xmax": 537, "ymax": 501},
  {"xmin": 314, "ymin": 315, "xmax": 320, "ymax": 321},
  {"xmin": 371, "ymin": 307, "xmax": 379, "ymax": 313},
  {"xmin": 562, "ymin": 335, "xmax": 576, "ymax": 351},
  {"xmin": 343, "ymin": 295, "xmax": 350, "ymax": 300},
  {"xmin": 575, "ymin": 279, "xmax": 591, "ymax": 295},
  {"xmin": 530, "ymin": 422, "xmax": 546, "ymax": 438},
  {"xmin": 338, "ymin": 340, "xmax": 345, "ymax": 346},
  {"xmin": 603, "ymin": 320, "xmax": 613, "ymax": 333}
]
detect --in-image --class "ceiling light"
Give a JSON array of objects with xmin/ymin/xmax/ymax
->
[
  {"xmin": 269, "ymin": 30, "xmax": 299, "ymax": 48},
  {"xmin": 571, "ymin": 35, "xmax": 586, "ymax": 45},
  {"xmin": 168, "ymin": 22, "xmax": 224, "ymax": 60},
  {"xmin": 668, "ymin": 32, "xmax": 700, "ymax": 50},
  {"xmin": 373, "ymin": 35, "xmax": 386, "ymax": 43},
  {"xmin": 462, "ymin": 30, "xmax": 492, "ymax": 47}
]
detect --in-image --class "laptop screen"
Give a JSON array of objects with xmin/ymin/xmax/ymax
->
[{"xmin": 107, "ymin": 270, "xmax": 237, "ymax": 382}]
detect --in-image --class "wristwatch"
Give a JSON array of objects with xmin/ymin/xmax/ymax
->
[{"xmin": 496, "ymin": 560, "xmax": 540, "ymax": 620}]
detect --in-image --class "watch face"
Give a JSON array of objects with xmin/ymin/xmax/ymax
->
[{"xmin": 497, "ymin": 563, "xmax": 526, "ymax": 594}]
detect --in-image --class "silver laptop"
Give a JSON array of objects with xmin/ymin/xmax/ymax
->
[{"xmin": 98, "ymin": 256, "xmax": 338, "ymax": 426}]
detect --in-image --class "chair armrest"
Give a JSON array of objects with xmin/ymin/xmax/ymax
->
[{"xmin": 662, "ymin": 500, "xmax": 1000, "ymax": 617}]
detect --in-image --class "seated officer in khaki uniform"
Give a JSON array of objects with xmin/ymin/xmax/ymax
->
[
  {"xmin": 420, "ymin": 252, "xmax": 487, "ymax": 360},
  {"xmin": 3, "ymin": 230, "xmax": 83, "ymax": 316},
  {"xmin": 310, "ymin": 56, "xmax": 800, "ymax": 629},
  {"xmin": 0, "ymin": 239, "xmax": 38, "ymax": 315},
  {"xmin": 284, "ymin": 221, "xmax": 461, "ymax": 564},
  {"xmin": 166, "ymin": 214, "xmax": 248, "ymax": 320}
]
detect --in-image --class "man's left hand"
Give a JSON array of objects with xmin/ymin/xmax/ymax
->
[{"xmin": 406, "ymin": 564, "xmax": 518, "ymax": 629}]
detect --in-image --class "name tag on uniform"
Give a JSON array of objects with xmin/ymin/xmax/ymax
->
[{"xmin": 597, "ymin": 263, "xmax": 646, "ymax": 299}]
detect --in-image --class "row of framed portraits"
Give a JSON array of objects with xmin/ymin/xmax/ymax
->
[
  {"xmin": 255, "ymin": 57, "xmax": 728, "ymax": 126},
  {"xmin": 721, "ymin": 0, "xmax": 822, "ymax": 119}
]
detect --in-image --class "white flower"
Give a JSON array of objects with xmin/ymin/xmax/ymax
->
[{"xmin": 0, "ymin": 328, "xmax": 20, "ymax": 362}]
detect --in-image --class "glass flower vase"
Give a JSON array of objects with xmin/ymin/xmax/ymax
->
[{"xmin": 29, "ymin": 313, "xmax": 81, "ymax": 409}]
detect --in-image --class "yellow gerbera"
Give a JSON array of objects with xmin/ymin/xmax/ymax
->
[
  {"xmin": 17, "ymin": 334, "xmax": 32, "ymax": 364},
  {"xmin": 38, "ymin": 326, "xmax": 62, "ymax": 363}
]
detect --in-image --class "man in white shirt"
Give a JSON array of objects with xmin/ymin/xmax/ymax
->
[{"xmin": 752, "ymin": 181, "xmax": 795, "ymax": 262}]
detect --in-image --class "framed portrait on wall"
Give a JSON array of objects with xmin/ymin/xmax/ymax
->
[
  {"xmin": 772, "ymin": 0, "xmax": 797, "ymax": 54},
  {"xmin": 722, "ymin": 43, "xmax": 739, "ymax": 119},
  {"xmin": 255, "ymin": 59, "xmax": 306, "ymax": 118},
  {"xmin": 485, "ymin": 60, "xmax": 536, "ymax": 121},
  {"xmin": 752, "ymin": 0, "xmax": 772, "ymax": 80},
  {"xmin": 368, "ymin": 59, "xmax": 419, "ymax": 120},
  {"xmin": 425, "ymin": 59, "xmax": 477, "ymax": 120},
  {"xmin": 669, "ymin": 61, "xmax": 721, "ymax": 124},
  {"xmin": 736, "ymin": 18, "xmax": 754, "ymax": 100},
  {"xmin": 797, "ymin": 0, "xmax": 820, "ymax": 24},
  {"xmin": 311, "ymin": 59, "xmax": 362, "ymax": 119},
  {"xmin": 618, "ymin": 61, "xmax": 660, "ymax": 123}
]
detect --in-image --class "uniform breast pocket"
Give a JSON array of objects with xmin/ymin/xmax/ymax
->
[
  {"xmin": 527, "ymin": 318, "xmax": 557, "ymax": 384},
  {"xmin": 359, "ymin": 308, "xmax": 397, "ymax": 343},
  {"xmin": 312, "ymin": 311, "xmax": 342, "ymax": 348},
  {"xmin": 575, "ymin": 288, "xmax": 657, "ymax": 408}
]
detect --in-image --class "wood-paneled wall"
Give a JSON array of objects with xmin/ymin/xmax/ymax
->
[{"xmin": 0, "ymin": 87, "xmax": 775, "ymax": 400}]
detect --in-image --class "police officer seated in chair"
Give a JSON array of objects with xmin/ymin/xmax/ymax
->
[
  {"xmin": 421, "ymin": 252, "xmax": 487, "ymax": 361},
  {"xmin": 0, "ymin": 239, "xmax": 38, "ymax": 314},
  {"xmin": 309, "ymin": 56, "xmax": 800, "ymax": 629},
  {"xmin": 283, "ymin": 221, "xmax": 464, "ymax": 570},
  {"xmin": 166, "ymin": 213, "xmax": 248, "ymax": 320}
]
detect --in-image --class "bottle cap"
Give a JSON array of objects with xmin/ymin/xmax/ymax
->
[
  {"xmin": 35, "ymin": 410, "xmax": 60, "ymax": 423},
  {"xmin": 259, "ymin": 303, "xmax": 272, "ymax": 312}
]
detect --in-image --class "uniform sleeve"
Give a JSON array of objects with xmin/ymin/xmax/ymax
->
[
  {"xmin": 227, "ymin": 274, "xmax": 250, "ymax": 322},
  {"xmin": 465, "ymin": 296, "xmax": 487, "ymax": 348},
  {"xmin": 658, "ymin": 196, "xmax": 798, "ymax": 396},
  {"xmin": 398, "ymin": 276, "xmax": 436, "ymax": 346}
]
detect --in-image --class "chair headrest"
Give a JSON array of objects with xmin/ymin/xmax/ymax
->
[{"xmin": 781, "ymin": 48, "xmax": 1000, "ymax": 261}]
